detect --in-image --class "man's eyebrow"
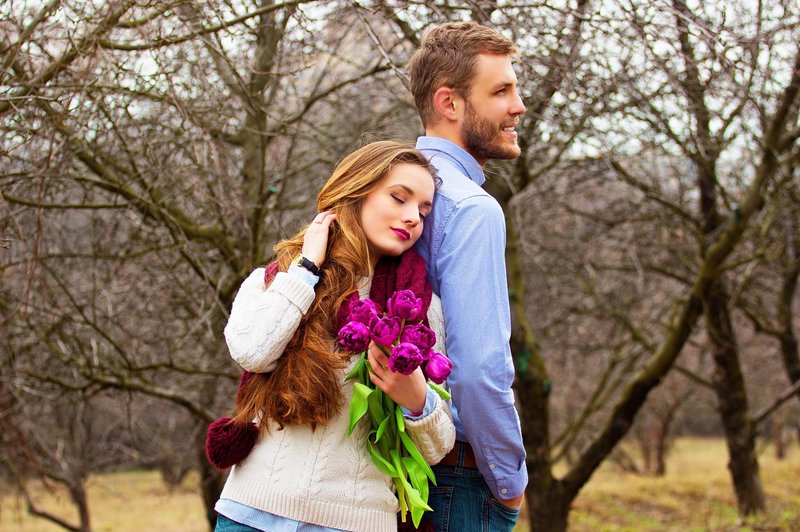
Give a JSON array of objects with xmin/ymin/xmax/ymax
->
[{"xmin": 492, "ymin": 80, "xmax": 515, "ymax": 90}]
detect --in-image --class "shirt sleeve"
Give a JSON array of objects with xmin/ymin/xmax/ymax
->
[
  {"xmin": 435, "ymin": 195, "xmax": 528, "ymax": 499},
  {"xmin": 223, "ymin": 269, "xmax": 316, "ymax": 373},
  {"xmin": 400, "ymin": 386, "xmax": 438, "ymax": 419},
  {"xmin": 288, "ymin": 263, "xmax": 320, "ymax": 287}
]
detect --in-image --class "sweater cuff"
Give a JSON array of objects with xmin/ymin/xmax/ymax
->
[
  {"xmin": 404, "ymin": 395, "xmax": 455, "ymax": 465},
  {"xmin": 269, "ymin": 271, "xmax": 315, "ymax": 314}
]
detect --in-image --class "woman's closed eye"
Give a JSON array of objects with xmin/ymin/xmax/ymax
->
[{"xmin": 392, "ymin": 191, "xmax": 430, "ymax": 221}]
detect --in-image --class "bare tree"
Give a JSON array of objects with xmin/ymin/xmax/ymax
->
[
  {"xmin": 483, "ymin": 0, "xmax": 800, "ymax": 528},
  {"xmin": 1, "ymin": 1, "xmax": 416, "ymax": 528}
]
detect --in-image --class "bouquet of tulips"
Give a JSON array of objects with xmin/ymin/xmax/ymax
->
[{"xmin": 337, "ymin": 289, "xmax": 453, "ymax": 527}]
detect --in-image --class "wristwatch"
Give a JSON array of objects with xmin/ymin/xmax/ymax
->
[{"xmin": 293, "ymin": 255, "xmax": 321, "ymax": 276}]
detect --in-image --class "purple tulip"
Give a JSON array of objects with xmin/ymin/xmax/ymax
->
[
  {"xmin": 424, "ymin": 351, "xmax": 453, "ymax": 384},
  {"xmin": 386, "ymin": 290, "xmax": 424, "ymax": 321},
  {"xmin": 388, "ymin": 342, "xmax": 425, "ymax": 375},
  {"xmin": 338, "ymin": 321, "xmax": 371, "ymax": 352},
  {"xmin": 348, "ymin": 298, "xmax": 379, "ymax": 326},
  {"xmin": 399, "ymin": 323, "xmax": 436, "ymax": 359},
  {"xmin": 371, "ymin": 316, "xmax": 402, "ymax": 346}
]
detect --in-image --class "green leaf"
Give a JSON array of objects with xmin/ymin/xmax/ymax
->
[
  {"xmin": 347, "ymin": 382, "xmax": 372, "ymax": 436},
  {"xmin": 399, "ymin": 430, "xmax": 436, "ymax": 484},
  {"xmin": 344, "ymin": 354, "xmax": 366, "ymax": 381},
  {"xmin": 375, "ymin": 415, "xmax": 391, "ymax": 442},
  {"xmin": 404, "ymin": 458, "xmax": 428, "ymax": 528},
  {"xmin": 403, "ymin": 457, "xmax": 427, "ymax": 494},
  {"xmin": 428, "ymin": 381, "xmax": 451, "ymax": 400},
  {"xmin": 395, "ymin": 469, "xmax": 408, "ymax": 516},
  {"xmin": 395, "ymin": 403, "xmax": 406, "ymax": 432},
  {"xmin": 390, "ymin": 449, "xmax": 432, "ymax": 511},
  {"xmin": 366, "ymin": 436, "xmax": 397, "ymax": 477},
  {"xmin": 368, "ymin": 387, "xmax": 388, "ymax": 426}
]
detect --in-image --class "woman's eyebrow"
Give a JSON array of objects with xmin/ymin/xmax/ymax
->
[{"xmin": 388, "ymin": 184, "xmax": 433, "ymax": 207}]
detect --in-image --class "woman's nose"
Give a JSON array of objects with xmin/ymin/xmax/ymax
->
[{"xmin": 402, "ymin": 206, "xmax": 420, "ymax": 225}]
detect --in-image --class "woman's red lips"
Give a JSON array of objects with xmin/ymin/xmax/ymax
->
[{"xmin": 392, "ymin": 228, "xmax": 410, "ymax": 241}]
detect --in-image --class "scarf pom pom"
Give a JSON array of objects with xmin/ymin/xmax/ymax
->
[{"xmin": 205, "ymin": 417, "xmax": 258, "ymax": 470}]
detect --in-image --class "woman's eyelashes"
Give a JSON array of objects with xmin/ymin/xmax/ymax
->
[{"xmin": 392, "ymin": 193, "xmax": 427, "ymax": 221}]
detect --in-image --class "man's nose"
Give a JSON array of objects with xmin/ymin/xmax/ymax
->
[{"xmin": 511, "ymin": 89, "xmax": 526, "ymax": 116}]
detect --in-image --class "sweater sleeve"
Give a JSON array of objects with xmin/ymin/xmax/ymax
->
[
  {"xmin": 224, "ymin": 269, "xmax": 316, "ymax": 373},
  {"xmin": 404, "ymin": 394, "xmax": 455, "ymax": 465}
]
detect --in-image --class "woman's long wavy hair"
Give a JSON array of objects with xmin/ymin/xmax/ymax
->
[{"xmin": 232, "ymin": 141, "xmax": 435, "ymax": 431}]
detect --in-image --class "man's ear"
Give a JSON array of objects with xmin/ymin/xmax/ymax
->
[{"xmin": 432, "ymin": 86, "xmax": 461, "ymax": 122}]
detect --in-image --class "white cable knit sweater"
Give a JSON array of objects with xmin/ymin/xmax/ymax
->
[{"xmin": 219, "ymin": 269, "xmax": 455, "ymax": 532}]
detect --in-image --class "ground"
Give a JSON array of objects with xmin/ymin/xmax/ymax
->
[{"xmin": 1, "ymin": 438, "xmax": 798, "ymax": 531}]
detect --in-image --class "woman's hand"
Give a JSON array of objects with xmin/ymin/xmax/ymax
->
[
  {"xmin": 367, "ymin": 342, "xmax": 427, "ymax": 413},
  {"xmin": 301, "ymin": 211, "xmax": 337, "ymax": 267}
]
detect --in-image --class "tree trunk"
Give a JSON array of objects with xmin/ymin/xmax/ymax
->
[
  {"xmin": 197, "ymin": 439, "xmax": 226, "ymax": 530},
  {"xmin": 705, "ymin": 279, "xmax": 766, "ymax": 514},
  {"xmin": 653, "ymin": 396, "xmax": 682, "ymax": 476},
  {"xmin": 777, "ymin": 229, "xmax": 800, "ymax": 405},
  {"xmin": 527, "ymin": 486, "xmax": 573, "ymax": 532},
  {"xmin": 504, "ymin": 209, "xmax": 564, "ymax": 531},
  {"xmin": 652, "ymin": 418, "xmax": 670, "ymax": 476},
  {"xmin": 67, "ymin": 482, "xmax": 91, "ymax": 532},
  {"xmin": 773, "ymin": 411, "xmax": 786, "ymax": 460}
]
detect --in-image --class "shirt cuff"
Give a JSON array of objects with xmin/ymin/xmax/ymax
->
[
  {"xmin": 401, "ymin": 386, "xmax": 437, "ymax": 420},
  {"xmin": 288, "ymin": 263, "xmax": 319, "ymax": 287}
]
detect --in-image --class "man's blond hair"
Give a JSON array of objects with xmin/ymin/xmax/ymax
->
[{"xmin": 406, "ymin": 22, "xmax": 518, "ymax": 127}]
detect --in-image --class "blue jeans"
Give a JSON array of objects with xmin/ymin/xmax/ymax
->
[
  {"xmin": 215, "ymin": 514, "xmax": 261, "ymax": 531},
  {"xmin": 426, "ymin": 445, "xmax": 520, "ymax": 531}
]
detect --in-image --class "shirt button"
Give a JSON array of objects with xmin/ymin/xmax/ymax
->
[
  {"xmin": 501, "ymin": 488, "xmax": 508, "ymax": 494},
  {"xmin": 489, "ymin": 463, "xmax": 496, "ymax": 470}
]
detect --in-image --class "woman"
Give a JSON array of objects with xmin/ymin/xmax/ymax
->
[{"xmin": 213, "ymin": 141, "xmax": 455, "ymax": 531}]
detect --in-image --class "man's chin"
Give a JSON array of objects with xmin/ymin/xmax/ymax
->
[{"xmin": 491, "ymin": 142, "xmax": 522, "ymax": 160}]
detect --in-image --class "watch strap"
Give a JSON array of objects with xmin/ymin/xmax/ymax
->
[{"xmin": 296, "ymin": 256, "xmax": 321, "ymax": 276}]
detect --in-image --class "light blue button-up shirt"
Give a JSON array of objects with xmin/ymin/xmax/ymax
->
[{"xmin": 414, "ymin": 136, "xmax": 528, "ymax": 499}]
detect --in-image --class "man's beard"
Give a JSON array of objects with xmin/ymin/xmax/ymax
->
[{"xmin": 463, "ymin": 100, "xmax": 521, "ymax": 161}]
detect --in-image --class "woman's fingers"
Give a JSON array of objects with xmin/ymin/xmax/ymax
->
[
  {"xmin": 367, "ymin": 343, "xmax": 389, "ymax": 371},
  {"xmin": 301, "ymin": 211, "xmax": 337, "ymax": 267},
  {"xmin": 367, "ymin": 343, "xmax": 426, "ymax": 412}
]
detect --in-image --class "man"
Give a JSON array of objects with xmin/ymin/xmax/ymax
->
[{"xmin": 406, "ymin": 21, "xmax": 528, "ymax": 531}]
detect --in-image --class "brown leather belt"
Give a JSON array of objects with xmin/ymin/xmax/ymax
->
[{"xmin": 438, "ymin": 441, "xmax": 478, "ymax": 468}]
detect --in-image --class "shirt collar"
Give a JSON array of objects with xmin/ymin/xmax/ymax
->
[{"xmin": 416, "ymin": 136, "xmax": 485, "ymax": 187}]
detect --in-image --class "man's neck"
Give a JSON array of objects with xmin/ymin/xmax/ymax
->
[{"xmin": 423, "ymin": 127, "xmax": 486, "ymax": 167}]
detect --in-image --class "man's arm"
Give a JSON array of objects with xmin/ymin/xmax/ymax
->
[{"xmin": 435, "ymin": 195, "xmax": 528, "ymax": 500}]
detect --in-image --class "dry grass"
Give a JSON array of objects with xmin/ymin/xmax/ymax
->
[
  {"xmin": 538, "ymin": 437, "xmax": 800, "ymax": 531},
  {"xmin": 1, "ymin": 438, "xmax": 798, "ymax": 531},
  {"xmin": 0, "ymin": 470, "xmax": 206, "ymax": 531}
]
